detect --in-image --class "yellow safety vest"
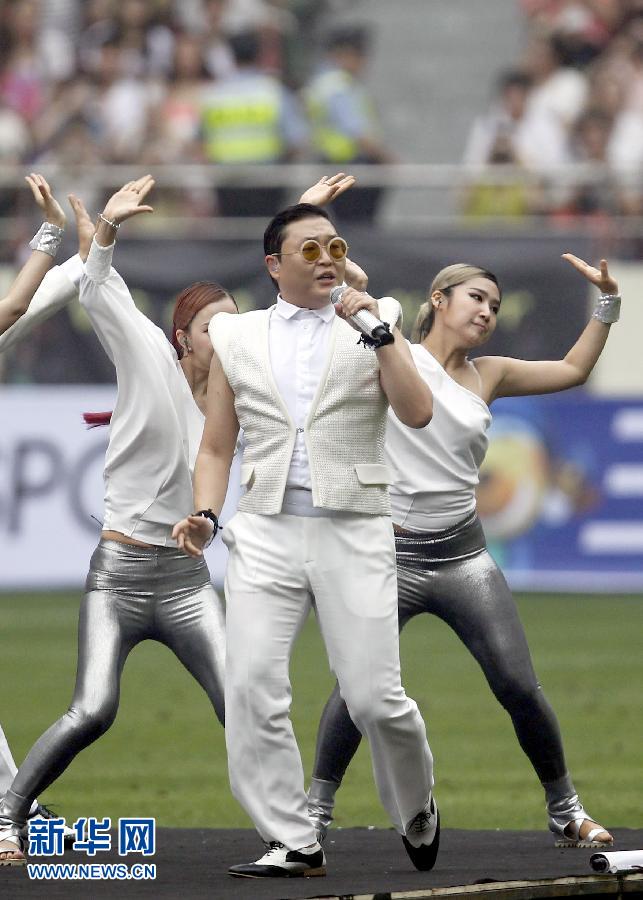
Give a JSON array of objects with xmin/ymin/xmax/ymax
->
[
  {"xmin": 305, "ymin": 69, "xmax": 375, "ymax": 163},
  {"xmin": 202, "ymin": 75, "xmax": 284, "ymax": 163}
]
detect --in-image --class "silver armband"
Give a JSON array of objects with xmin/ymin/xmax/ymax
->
[
  {"xmin": 29, "ymin": 222, "xmax": 64, "ymax": 258},
  {"xmin": 592, "ymin": 293, "xmax": 621, "ymax": 325}
]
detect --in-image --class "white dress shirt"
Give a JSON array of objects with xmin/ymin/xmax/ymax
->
[{"xmin": 269, "ymin": 295, "xmax": 335, "ymax": 489}]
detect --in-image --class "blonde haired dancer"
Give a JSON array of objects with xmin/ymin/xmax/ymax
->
[{"xmin": 309, "ymin": 256, "xmax": 616, "ymax": 849}]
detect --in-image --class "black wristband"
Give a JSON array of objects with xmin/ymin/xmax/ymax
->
[
  {"xmin": 356, "ymin": 322, "xmax": 394, "ymax": 350},
  {"xmin": 194, "ymin": 509, "xmax": 219, "ymax": 546}
]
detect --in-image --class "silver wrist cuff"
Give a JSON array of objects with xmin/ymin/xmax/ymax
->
[
  {"xmin": 592, "ymin": 293, "xmax": 621, "ymax": 325},
  {"xmin": 29, "ymin": 222, "xmax": 64, "ymax": 258}
]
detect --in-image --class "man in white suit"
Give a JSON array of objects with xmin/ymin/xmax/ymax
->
[{"xmin": 174, "ymin": 201, "xmax": 440, "ymax": 878}]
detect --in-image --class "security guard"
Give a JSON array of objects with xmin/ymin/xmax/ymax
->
[
  {"xmin": 201, "ymin": 30, "xmax": 308, "ymax": 217},
  {"xmin": 305, "ymin": 26, "xmax": 395, "ymax": 222}
]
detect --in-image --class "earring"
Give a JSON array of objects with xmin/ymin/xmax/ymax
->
[{"xmin": 183, "ymin": 339, "xmax": 192, "ymax": 353}]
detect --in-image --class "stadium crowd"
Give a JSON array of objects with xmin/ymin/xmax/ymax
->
[
  {"xmin": 0, "ymin": 0, "xmax": 641, "ymax": 223},
  {"xmin": 0, "ymin": 0, "xmax": 390, "ymax": 220},
  {"xmin": 464, "ymin": 0, "xmax": 643, "ymax": 219}
]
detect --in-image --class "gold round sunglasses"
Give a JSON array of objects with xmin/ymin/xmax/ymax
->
[{"xmin": 275, "ymin": 237, "xmax": 348, "ymax": 263}]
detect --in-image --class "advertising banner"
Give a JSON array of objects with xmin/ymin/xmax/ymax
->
[
  {"xmin": 1, "ymin": 386, "xmax": 642, "ymax": 592},
  {"xmin": 480, "ymin": 393, "xmax": 643, "ymax": 591},
  {"xmin": 0, "ymin": 386, "xmax": 240, "ymax": 589}
]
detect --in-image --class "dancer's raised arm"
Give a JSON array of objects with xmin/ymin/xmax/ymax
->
[
  {"xmin": 298, "ymin": 172, "xmax": 356, "ymax": 207},
  {"xmin": 478, "ymin": 256, "xmax": 620, "ymax": 401},
  {"xmin": 0, "ymin": 174, "xmax": 66, "ymax": 336}
]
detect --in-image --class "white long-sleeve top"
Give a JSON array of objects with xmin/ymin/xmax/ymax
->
[
  {"xmin": 0, "ymin": 255, "xmax": 84, "ymax": 353},
  {"xmin": 80, "ymin": 238, "xmax": 205, "ymax": 546}
]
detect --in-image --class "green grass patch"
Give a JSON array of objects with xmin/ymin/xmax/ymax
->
[{"xmin": 1, "ymin": 592, "xmax": 641, "ymax": 832}]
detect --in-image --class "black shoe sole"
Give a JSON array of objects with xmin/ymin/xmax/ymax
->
[{"xmin": 229, "ymin": 866, "xmax": 326, "ymax": 878}]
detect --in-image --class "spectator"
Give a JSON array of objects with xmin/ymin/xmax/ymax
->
[
  {"xmin": 0, "ymin": 0, "xmax": 48, "ymax": 126},
  {"xmin": 85, "ymin": 39, "xmax": 157, "ymax": 162},
  {"xmin": 462, "ymin": 131, "xmax": 536, "ymax": 220},
  {"xmin": 520, "ymin": 0, "xmax": 621, "ymax": 66},
  {"xmin": 605, "ymin": 41, "xmax": 643, "ymax": 214},
  {"xmin": 463, "ymin": 69, "xmax": 570, "ymax": 170},
  {"xmin": 77, "ymin": 0, "xmax": 119, "ymax": 77},
  {"xmin": 221, "ymin": 0, "xmax": 297, "ymax": 77},
  {"xmin": 115, "ymin": 0, "xmax": 175, "ymax": 78},
  {"xmin": 39, "ymin": 0, "xmax": 80, "ymax": 83},
  {"xmin": 555, "ymin": 108, "xmax": 620, "ymax": 217},
  {"xmin": 0, "ymin": 98, "xmax": 32, "ymax": 217},
  {"xmin": 0, "ymin": 98, "xmax": 31, "ymax": 163},
  {"xmin": 146, "ymin": 32, "xmax": 211, "ymax": 164},
  {"xmin": 304, "ymin": 24, "xmax": 395, "ymax": 223},
  {"xmin": 200, "ymin": 29, "xmax": 308, "ymax": 216},
  {"xmin": 524, "ymin": 30, "xmax": 589, "ymax": 130}
]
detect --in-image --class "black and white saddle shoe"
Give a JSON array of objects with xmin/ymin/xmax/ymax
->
[
  {"xmin": 228, "ymin": 840, "xmax": 326, "ymax": 878},
  {"xmin": 402, "ymin": 795, "xmax": 440, "ymax": 871}
]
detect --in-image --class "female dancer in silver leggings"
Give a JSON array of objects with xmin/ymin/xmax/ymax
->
[
  {"xmin": 0, "ymin": 174, "xmax": 76, "ymax": 837},
  {"xmin": 0, "ymin": 176, "xmax": 235, "ymax": 864},
  {"xmin": 308, "ymin": 255, "xmax": 618, "ymax": 848}
]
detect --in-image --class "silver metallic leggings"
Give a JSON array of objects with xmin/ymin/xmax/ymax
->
[
  {"xmin": 0, "ymin": 539, "xmax": 226, "ymax": 826},
  {"xmin": 312, "ymin": 513, "xmax": 567, "ymax": 788}
]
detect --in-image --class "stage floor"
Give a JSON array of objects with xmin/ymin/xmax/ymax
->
[{"xmin": 5, "ymin": 827, "xmax": 643, "ymax": 899}]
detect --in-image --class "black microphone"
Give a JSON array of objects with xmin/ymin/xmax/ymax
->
[{"xmin": 330, "ymin": 285, "xmax": 394, "ymax": 348}]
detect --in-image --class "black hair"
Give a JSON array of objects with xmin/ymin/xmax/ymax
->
[
  {"xmin": 324, "ymin": 25, "xmax": 371, "ymax": 54},
  {"xmin": 228, "ymin": 30, "xmax": 261, "ymax": 65},
  {"xmin": 263, "ymin": 203, "xmax": 332, "ymax": 257},
  {"xmin": 497, "ymin": 69, "xmax": 533, "ymax": 92}
]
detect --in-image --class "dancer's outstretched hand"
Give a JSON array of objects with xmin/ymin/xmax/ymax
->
[
  {"xmin": 562, "ymin": 253, "xmax": 618, "ymax": 295},
  {"xmin": 101, "ymin": 174, "xmax": 155, "ymax": 226},
  {"xmin": 25, "ymin": 173, "xmax": 66, "ymax": 229},
  {"xmin": 68, "ymin": 194, "xmax": 96, "ymax": 261},
  {"xmin": 299, "ymin": 172, "xmax": 356, "ymax": 206}
]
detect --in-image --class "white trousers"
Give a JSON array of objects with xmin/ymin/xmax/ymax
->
[{"xmin": 222, "ymin": 510, "xmax": 434, "ymax": 849}]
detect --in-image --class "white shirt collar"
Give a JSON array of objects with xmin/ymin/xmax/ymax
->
[{"xmin": 275, "ymin": 295, "xmax": 335, "ymax": 323}]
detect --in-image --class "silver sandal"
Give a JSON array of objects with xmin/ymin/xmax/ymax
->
[
  {"xmin": 0, "ymin": 824, "xmax": 26, "ymax": 866},
  {"xmin": 548, "ymin": 797, "xmax": 613, "ymax": 848}
]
